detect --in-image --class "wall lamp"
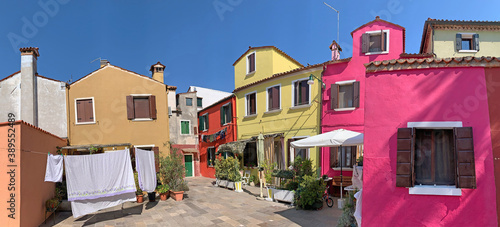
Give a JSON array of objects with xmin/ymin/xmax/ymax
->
[{"xmin": 307, "ymin": 74, "xmax": 326, "ymax": 88}]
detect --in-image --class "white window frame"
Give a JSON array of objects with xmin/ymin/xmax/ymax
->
[
  {"xmin": 289, "ymin": 136, "xmax": 309, "ymax": 164},
  {"xmin": 334, "ymin": 80, "xmax": 357, "ymax": 112},
  {"xmin": 75, "ymin": 97, "xmax": 96, "ymax": 125},
  {"xmin": 207, "ymin": 146, "xmax": 215, "ymax": 167},
  {"xmin": 221, "ymin": 102, "xmax": 232, "ymax": 125},
  {"xmin": 458, "ymin": 33, "xmax": 479, "ymax": 53},
  {"xmin": 134, "ymin": 145, "xmax": 155, "ymax": 150},
  {"xmin": 364, "ymin": 29, "xmax": 390, "ymax": 55},
  {"xmin": 130, "ymin": 94, "xmax": 154, "ymax": 121},
  {"xmin": 180, "ymin": 120, "xmax": 191, "ymax": 135},
  {"xmin": 246, "ymin": 51, "xmax": 256, "ymax": 75},
  {"xmin": 291, "ymin": 78, "xmax": 312, "ymax": 108},
  {"xmin": 245, "ymin": 91, "xmax": 257, "ymax": 117},
  {"xmin": 201, "ymin": 113, "xmax": 208, "ymax": 132},
  {"xmin": 406, "ymin": 121, "xmax": 463, "ymax": 196},
  {"xmin": 266, "ymin": 84, "xmax": 281, "ymax": 112}
]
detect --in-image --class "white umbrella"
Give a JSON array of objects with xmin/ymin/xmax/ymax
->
[{"xmin": 290, "ymin": 129, "xmax": 363, "ymax": 201}]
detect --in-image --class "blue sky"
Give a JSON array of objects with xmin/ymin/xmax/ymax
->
[{"xmin": 1, "ymin": 1, "xmax": 499, "ymax": 93}]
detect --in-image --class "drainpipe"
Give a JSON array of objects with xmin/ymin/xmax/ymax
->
[{"xmin": 318, "ymin": 64, "xmax": 325, "ymax": 177}]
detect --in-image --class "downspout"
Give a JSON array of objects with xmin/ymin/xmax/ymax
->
[
  {"xmin": 318, "ymin": 64, "xmax": 325, "ymax": 177},
  {"xmin": 66, "ymin": 83, "xmax": 70, "ymax": 147}
]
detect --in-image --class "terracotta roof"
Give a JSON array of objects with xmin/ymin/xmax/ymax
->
[
  {"xmin": 420, "ymin": 18, "xmax": 500, "ymax": 53},
  {"xmin": 329, "ymin": 40, "xmax": 342, "ymax": 51},
  {"xmin": 233, "ymin": 62, "xmax": 326, "ymax": 93},
  {"xmin": 19, "ymin": 47, "xmax": 40, "ymax": 57},
  {"xmin": 232, "ymin": 46, "xmax": 304, "ymax": 67},
  {"xmin": 199, "ymin": 94, "xmax": 235, "ymax": 114},
  {"xmin": 0, "ymin": 71, "xmax": 64, "ymax": 84},
  {"xmin": 167, "ymin": 85, "xmax": 177, "ymax": 90},
  {"xmin": 0, "ymin": 120, "xmax": 66, "ymax": 141},
  {"xmin": 150, "ymin": 61, "xmax": 166, "ymax": 71},
  {"xmin": 0, "ymin": 71, "xmax": 20, "ymax": 82},
  {"xmin": 350, "ymin": 16, "xmax": 406, "ymax": 53},
  {"xmin": 399, "ymin": 53, "xmax": 434, "ymax": 59},
  {"xmin": 71, "ymin": 64, "xmax": 164, "ymax": 86},
  {"xmin": 365, "ymin": 56, "xmax": 500, "ymax": 73}
]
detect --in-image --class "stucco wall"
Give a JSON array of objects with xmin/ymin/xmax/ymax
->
[
  {"xmin": 0, "ymin": 123, "xmax": 21, "ymax": 227},
  {"xmin": 68, "ymin": 65, "xmax": 170, "ymax": 156},
  {"xmin": 0, "ymin": 73, "xmax": 21, "ymax": 124},
  {"xmin": 433, "ymin": 30, "xmax": 500, "ymax": 58},
  {"xmin": 170, "ymin": 92, "xmax": 198, "ymax": 145},
  {"xmin": 363, "ymin": 67, "xmax": 497, "ymax": 226},
  {"xmin": 37, "ymin": 76, "xmax": 67, "ymax": 138},
  {"xmin": 187, "ymin": 86, "xmax": 231, "ymax": 110}
]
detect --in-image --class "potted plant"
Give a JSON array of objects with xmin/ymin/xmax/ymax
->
[
  {"xmin": 249, "ymin": 175, "xmax": 258, "ymax": 187},
  {"xmin": 134, "ymin": 172, "xmax": 144, "ymax": 203},
  {"xmin": 159, "ymin": 148, "xmax": 189, "ymax": 201},
  {"xmin": 45, "ymin": 198, "xmax": 60, "ymax": 212},
  {"xmin": 356, "ymin": 155, "xmax": 363, "ymax": 167},
  {"xmin": 269, "ymin": 169, "xmax": 296, "ymax": 203},
  {"xmin": 157, "ymin": 184, "xmax": 170, "ymax": 201}
]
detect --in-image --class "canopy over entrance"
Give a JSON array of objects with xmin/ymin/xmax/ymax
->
[{"xmin": 290, "ymin": 129, "xmax": 363, "ymax": 148}]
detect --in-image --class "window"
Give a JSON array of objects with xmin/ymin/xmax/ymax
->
[
  {"xmin": 330, "ymin": 81, "xmax": 360, "ymax": 110},
  {"xmin": 197, "ymin": 98, "xmax": 203, "ymax": 107},
  {"xmin": 456, "ymin": 33, "xmax": 479, "ymax": 52},
  {"xmin": 287, "ymin": 138, "xmax": 308, "ymax": 165},
  {"xmin": 220, "ymin": 102, "xmax": 232, "ymax": 125},
  {"xmin": 126, "ymin": 95, "xmax": 157, "ymax": 120},
  {"xmin": 330, "ymin": 146, "xmax": 357, "ymax": 168},
  {"xmin": 75, "ymin": 98, "xmax": 95, "ymax": 123},
  {"xmin": 362, "ymin": 30, "xmax": 389, "ymax": 54},
  {"xmin": 396, "ymin": 127, "xmax": 476, "ymax": 189},
  {"xmin": 244, "ymin": 142, "xmax": 257, "ymax": 167},
  {"xmin": 181, "ymin": 120, "xmax": 190, "ymax": 135},
  {"xmin": 267, "ymin": 85, "xmax": 280, "ymax": 111},
  {"xmin": 247, "ymin": 52, "xmax": 256, "ymax": 74},
  {"xmin": 207, "ymin": 147, "xmax": 215, "ymax": 167},
  {"xmin": 199, "ymin": 113, "xmax": 208, "ymax": 131},
  {"xmin": 186, "ymin": 98, "xmax": 193, "ymax": 106},
  {"xmin": 293, "ymin": 79, "xmax": 309, "ymax": 106},
  {"xmin": 246, "ymin": 92, "xmax": 256, "ymax": 116}
]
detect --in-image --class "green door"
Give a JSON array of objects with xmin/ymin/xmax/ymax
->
[{"xmin": 184, "ymin": 155, "xmax": 193, "ymax": 177}]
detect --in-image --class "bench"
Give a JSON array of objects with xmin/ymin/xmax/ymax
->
[{"xmin": 329, "ymin": 176, "xmax": 352, "ymax": 197}]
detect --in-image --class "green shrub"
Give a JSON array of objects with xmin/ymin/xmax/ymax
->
[
  {"xmin": 156, "ymin": 184, "xmax": 170, "ymax": 194},
  {"xmin": 337, "ymin": 190, "xmax": 358, "ymax": 227},
  {"xmin": 295, "ymin": 175, "xmax": 325, "ymax": 209},
  {"xmin": 284, "ymin": 180, "xmax": 299, "ymax": 191},
  {"xmin": 134, "ymin": 172, "xmax": 143, "ymax": 195},
  {"xmin": 292, "ymin": 157, "xmax": 314, "ymax": 182},
  {"xmin": 159, "ymin": 149, "xmax": 189, "ymax": 192},
  {"xmin": 261, "ymin": 160, "xmax": 277, "ymax": 185},
  {"xmin": 272, "ymin": 169, "xmax": 295, "ymax": 179},
  {"xmin": 215, "ymin": 157, "xmax": 241, "ymax": 182},
  {"xmin": 249, "ymin": 175, "xmax": 259, "ymax": 185}
]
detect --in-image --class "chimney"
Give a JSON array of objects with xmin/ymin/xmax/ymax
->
[
  {"xmin": 150, "ymin": 62, "xmax": 166, "ymax": 83},
  {"xmin": 100, "ymin": 59, "xmax": 109, "ymax": 68},
  {"xmin": 19, "ymin": 47, "xmax": 40, "ymax": 126},
  {"xmin": 329, "ymin": 40, "xmax": 342, "ymax": 61}
]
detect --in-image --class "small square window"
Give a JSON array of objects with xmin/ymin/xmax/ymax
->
[
  {"xmin": 186, "ymin": 98, "xmax": 193, "ymax": 106},
  {"xmin": 76, "ymin": 98, "xmax": 95, "ymax": 123},
  {"xmin": 462, "ymin": 39, "xmax": 472, "ymax": 50},
  {"xmin": 457, "ymin": 33, "xmax": 479, "ymax": 52},
  {"xmin": 181, "ymin": 120, "xmax": 190, "ymax": 135},
  {"xmin": 338, "ymin": 84, "xmax": 354, "ymax": 108},
  {"xmin": 362, "ymin": 31, "xmax": 388, "ymax": 54},
  {"xmin": 197, "ymin": 98, "xmax": 203, "ymax": 107}
]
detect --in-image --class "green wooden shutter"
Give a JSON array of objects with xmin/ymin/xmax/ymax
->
[
  {"xmin": 220, "ymin": 106, "xmax": 224, "ymax": 125},
  {"xmin": 199, "ymin": 116, "xmax": 204, "ymax": 131},
  {"xmin": 473, "ymin": 34, "xmax": 480, "ymax": 51},
  {"xmin": 456, "ymin": 34, "xmax": 462, "ymax": 51},
  {"xmin": 181, "ymin": 121, "xmax": 189, "ymax": 134}
]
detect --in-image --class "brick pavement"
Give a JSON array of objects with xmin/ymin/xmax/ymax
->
[{"xmin": 41, "ymin": 177, "xmax": 342, "ymax": 227}]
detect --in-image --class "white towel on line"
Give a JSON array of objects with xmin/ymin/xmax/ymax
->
[
  {"xmin": 64, "ymin": 149, "xmax": 136, "ymax": 218},
  {"xmin": 45, "ymin": 154, "xmax": 64, "ymax": 182},
  {"xmin": 135, "ymin": 148, "xmax": 157, "ymax": 193}
]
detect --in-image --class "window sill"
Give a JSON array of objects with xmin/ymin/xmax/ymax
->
[
  {"xmin": 334, "ymin": 107, "xmax": 356, "ymax": 112},
  {"xmin": 75, "ymin": 121, "xmax": 96, "ymax": 125},
  {"xmin": 332, "ymin": 167, "xmax": 353, "ymax": 171},
  {"xmin": 290, "ymin": 104, "xmax": 311, "ymax": 110},
  {"xmin": 244, "ymin": 114, "xmax": 257, "ymax": 119},
  {"xmin": 264, "ymin": 109, "xmax": 282, "ymax": 114},
  {"xmin": 408, "ymin": 185, "xmax": 462, "ymax": 196},
  {"xmin": 132, "ymin": 118, "xmax": 153, "ymax": 122},
  {"xmin": 458, "ymin": 50, "xmax": 478, "ymax": 53},
  {"xmin": 246, "ymin": 71, "xmax": 256, "ymax": 76},
  {"xmin": 365, "ymin": 51, "xmax": 389, "ymax": 55}
]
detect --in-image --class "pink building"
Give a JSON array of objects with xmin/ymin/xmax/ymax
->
[
  {"xmin": 320, "ymin": 16, "xmax": 405, "ymax": 181},
  {"xmin": 362, "ymin": 58, "xmax": 499, "ymax": 226}
]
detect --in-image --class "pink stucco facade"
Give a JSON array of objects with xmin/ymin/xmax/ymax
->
[
  {"xmin": 363, "ymin": 67, "xmax": 498, "ymax": 226},
  {"xmin": 320, "ymin": 17, "xmax": 405, "ymax": 177}
]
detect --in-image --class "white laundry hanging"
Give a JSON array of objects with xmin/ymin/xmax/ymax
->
[
  {"xmin": 45, "ymin": 154, "xmax": 64, "ymax": 182},
  {"xmin": 135, "ymin": 148, "xmax": 157, "ymax": 193}
]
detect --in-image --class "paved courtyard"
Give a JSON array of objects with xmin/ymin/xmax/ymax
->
[{"xmin": 41, "ymin": 177, "xmax": 342, "ymax": 227}]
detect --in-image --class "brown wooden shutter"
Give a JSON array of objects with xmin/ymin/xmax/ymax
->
[
  {"xmin": 153, "ymin": 146, "xmax": 160, "ymax": 173},
  {"xmin": 249, "ymin": 53, "xmax": 255, "ymax": 72},
  {"xmin": 126, "ymin": 96, "xmax": 134, "ymax": 120},
  {"xmin": 250, "ymin": 94, "xmax": 256, "ymax": 114},
  {"xmin": 267, "ymin": 88, "xmax": 272, "ymax": 110},
  {"xmin": 396, "ymin": 128, "xmax": 415, "ymax": 187},
  {"xmin": 85, "ymin": 99, "xmax": 94, "ymax": 122},
  {"xmin": 330, "ymin": 84, "xmax": 339, "ymax": 109},
  {"xmin": 473, "ymin": 34, "xmax": 480, "ymax": 51},
  {"xmin": 272, "ymin": 86, "xmax": 279, "ymax": 109},
  {"xmin": 380, "ymin": 30, "xmax": 385, "ymax": 51},
  {"xmin": 351, "ymin": 146, "xmax": 357, "ymax": 166},
  {"xmin": 76, "ymin": 100, "xmax": 84, "ymax": 122},
  {"xmin": 362, "ymin": 33, "xmax": 370, "ymax": 53},
  {"xmin": 456, "ymin": 34, "xmax": 462, "ymax": 51},
  {"xmin": 300, "ymin": 80, "xmax": 308, "ymax": 105},
  {"xmin": 149, "ymin": 95, "xmax": 156, "ymax": 119},
  {"xmin": 454, "ymin": 127, "xmax": 476, "ymax": 189},
  {"xmin": 287, "ymin": 139, "xmax": 292, "ymax": 167},
  {"xmin": 353, "ymin": 81, "xmax": 360, "ymax": 108},
  {"xmin": 330, "ymin": 147, "xmax": 338, "ymax": 168},
  {"xmin": 294, "ymin": 81, "xmax": 298, "ymax": 106}
]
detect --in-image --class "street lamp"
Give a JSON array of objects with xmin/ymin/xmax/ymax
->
[{"xmin": 307, "ymin": 74, "xmax": 326, "ymax": 88}]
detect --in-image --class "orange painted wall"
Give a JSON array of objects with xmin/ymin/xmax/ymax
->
[{"xmin": 0, "ymin": 123, "xmax": 21, "ymax": 227}]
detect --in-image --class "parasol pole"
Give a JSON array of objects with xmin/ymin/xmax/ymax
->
[{"xmin": 340, "ymin": 145, "xmax": 343, "ymax": 200}]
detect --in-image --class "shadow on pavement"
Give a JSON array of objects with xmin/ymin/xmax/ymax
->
[
  {"xmin": 77, "ymin": 203, "xmax": 144, "ymax": 226},
  {"xmin": 145, "ymin": 200, "xmax": 158, "ymax": 210}
]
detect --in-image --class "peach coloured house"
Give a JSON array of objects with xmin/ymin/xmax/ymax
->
[
  {"xmin": 362, "ymin": 57, "xmax": 500, "ymax": 226},
  {"xmin": 320, "ymin": 17, "xmax": 405, "ymax": 182},
  {"xmin": 0, "ymin": 120, "xmax": 66, "ymax": 227}
]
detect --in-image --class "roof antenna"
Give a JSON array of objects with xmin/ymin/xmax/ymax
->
[
  {"xmin": 90, "ymin": 57, "xmax": 101, "ymax": 64},
  {"xmin": 324, "ymin": 2, "xmax": 340, "ymax": 44}
]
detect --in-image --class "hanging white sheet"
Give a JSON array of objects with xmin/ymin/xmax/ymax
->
[
  {"xmin": 45, "ymin": 154, "xmax": 64, "ymax": 182},
  {"xmin": 135, "ymin": 148, "xmax": 157, "ymax": 192},
  {"xmin": 354, "ymin": 190, "xmax": 362, "ymax": 227}
]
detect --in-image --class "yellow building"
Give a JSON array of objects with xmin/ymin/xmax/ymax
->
[
  {"xmin": 232, "ymin": 46, "xmax": 323, "ymax": 174},
  {"xmin": 420, "ymin": 19, "xmax": 500, "ymax": 57},
  {"xmin": 65, "ymin": 60, "xmax": 170, "ymax": 158}
]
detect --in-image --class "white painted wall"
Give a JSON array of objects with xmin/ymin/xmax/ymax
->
[
  {"xmin": 187, "ymin": 86, "xmax": 232, "ymax": 110},
  {"xmin": 36, "ymin": 77, "xmax": 67, "ymax": 138},
  {"xmin": 0, "ymin": 73, "xmax": 21, "ymax": 122}
]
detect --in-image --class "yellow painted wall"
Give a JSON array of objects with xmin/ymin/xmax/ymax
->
[
  {"xmin": 235, "ymin": 67, "xmax": 323, "ymax": 170},
  {"xmin": 234, "ymin": 47, "xmax": 302, "ymax": 89},
  {"xmin": 433, "ymin": 30, "xmax": 500, "ymax": 57},
  {"xmin": 68, "ymin": 65, "xmax": 170, "ymax": 156}
]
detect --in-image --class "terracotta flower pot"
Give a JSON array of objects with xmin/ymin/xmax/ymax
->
[
  {"xmin": 136, "ymin": 195, "xmax": 144, "ymax": 203},
  {"xmin": 160, "ymin": 193, "xmax": 168, "ymax": 201},
  {"xmin": 170, "ymin": 191, "xmax": 184, "ymax": 201}
]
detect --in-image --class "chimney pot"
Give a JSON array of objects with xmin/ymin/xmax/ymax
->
[{"xmin": 100, "ymin": 59, "xmax": 109, "ymax": 68}]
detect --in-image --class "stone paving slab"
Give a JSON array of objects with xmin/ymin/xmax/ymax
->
[{"xmin": 41, "ymin": 177, "xmax": 342, "ymax": 227}]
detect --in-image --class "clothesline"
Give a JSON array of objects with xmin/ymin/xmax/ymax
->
[
  {"xmin": 0, "ymin": 147, "xmax": 57, "ymax": 155},
  {"xmin": 201, "ymin": 127, "xmax": 228, "ymax": 143}
]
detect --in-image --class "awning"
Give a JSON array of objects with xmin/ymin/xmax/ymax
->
[
  {"xmin": 181, "ymin": 148, "xmax": 199, "ymax": 153},
  {"xmin": 60, "ymin": 143, "xmax": 132, "ymax": 150},
  {"xmin": 216, "ymin": 139, "xmax": 253, "ymax": 155},
  {"xmin": 290, "ymin": 129, "xmax": 363, "ymax": 148}
]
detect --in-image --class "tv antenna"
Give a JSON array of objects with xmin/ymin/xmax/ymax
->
[
  {"xmin": 324, "ymin": 2, "xmax": 340, "ymax": 44},
  {"xmin": 90, "ymin": 57, "xmax": 101, "ymax": 64}
]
